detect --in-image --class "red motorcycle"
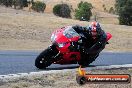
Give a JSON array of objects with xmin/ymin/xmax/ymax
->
[{"xmin": 35, "ymin": 26, "xmax": 112, "ymax": 69}]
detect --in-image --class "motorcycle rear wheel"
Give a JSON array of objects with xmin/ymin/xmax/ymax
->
[{"xmin": 35, "ymin": 47, "xmax": 55, "ymax": 69}]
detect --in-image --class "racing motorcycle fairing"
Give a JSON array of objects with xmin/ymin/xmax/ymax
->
[{"xmin": 51, "ymin": 26, "xmax": 81, "ymax": 64}]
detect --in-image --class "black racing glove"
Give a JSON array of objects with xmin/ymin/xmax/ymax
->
[{"xmin": 72, "ymin": 25, "xmax": 88, "ymax": 33}]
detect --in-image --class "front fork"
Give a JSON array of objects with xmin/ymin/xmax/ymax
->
[{"xmin": 49, "ymin": 44, "xmax": 62, "ymax": 61}]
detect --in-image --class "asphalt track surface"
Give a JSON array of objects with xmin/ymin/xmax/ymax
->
[{"xmin": 0, "ymin": 51, "xmax": 132, "ymax": 75}]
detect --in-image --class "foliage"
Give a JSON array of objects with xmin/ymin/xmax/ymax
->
[
  {"xmin": 53, "ymin": 4, "xmax": 71, "ymax": 18},
  {"xmin": 115, "ymin": 0, "xmax": 132, "ymax": 25},
  {"xmin": 0, "ymin": 0, "xmax": 28, "ymax": 9},
  {"xmin": 75, "ymin": 1, "xmax": 92, "ymax": 21},
  {"xmin": 19, "ymin": 0, "xmax": 28, "ymax": 9},
  {"xmin": 22, "ymin": 0, "xmax": 28, "ymax": 7},
  {"xmin": 115, "ymin": 0, "xmax": 127, "ymax": 13},
  {"xmin": 0, "ymin": 0, "xmax": 13, "ymax": 7},
  {"xmin": 109, "ymin": 7, "xmax": 115, "ymax": 14},
  {"xmin": 53, "ymin": 4, "xmax": 61, "ymax": 16},
  {"xmin": 32, "ymin": 1, "xmax": 46, "ymax": 13}
]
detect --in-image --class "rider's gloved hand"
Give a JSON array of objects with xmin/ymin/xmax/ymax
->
[
  {"xmin": 69, "ymin": 41, "xmax": 79, "ymax": 51},
  {"xmin": 72, "ymin": 25, "xmax": 82, "ymax": 30}
]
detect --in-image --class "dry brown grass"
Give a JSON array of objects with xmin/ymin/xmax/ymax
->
[
  {"xmin": 35, "ymin": 0, "xmax": 118, "ymax": 24},
  {"xmin": 39, "ymin": 0, "xmax": 115, "ymax": 12},
  {"xmin": 0, "ymin": 68, "xmax": 132, "ymax": 88}
]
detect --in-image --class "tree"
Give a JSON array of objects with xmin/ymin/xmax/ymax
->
[
  {"xmin": 53, "ymin": 4, "xmax": 61, "ymax": 16},
  {"xmin": 0, "ymin": 0, "xmax": 13, "ymax": 7},
  {"xmin": 53, "ymin": 4, "xmax": 71, "ymax": 18},
  {"xmin": 32, "ymin": 1, "xmax": 46, "ymax": 12},
  {"xmin": 115, "ymin": 0, "xmax": 127, "ymax": 13},
  {"xmin": 75, "ymin": 1, "xmax": 92, "ymax": 21},
  {"xmin": 115, "ymin": 0, "xmax": 132, "ymax": 25},
  {"xmin": 0, "ymin": 0, "xmax": 28, "ymax": 9}
]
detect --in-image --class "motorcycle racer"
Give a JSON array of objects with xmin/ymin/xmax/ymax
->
[
  {"xmin": 72, "ymin": 21, "xmax": 107, "ymax": 66},
  {"xmin": 35, "ymin": 21, "xmax": 112, "ymax": 69}
]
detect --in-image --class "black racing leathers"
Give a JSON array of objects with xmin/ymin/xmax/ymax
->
[{"xmin": 72, "ymin": 25, "xmax": 107, "ymax": 55}]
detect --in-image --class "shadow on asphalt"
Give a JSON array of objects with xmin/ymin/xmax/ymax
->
[{"xmin": 36, "ymin": 65, "xmax": 100, "ymax": 71}]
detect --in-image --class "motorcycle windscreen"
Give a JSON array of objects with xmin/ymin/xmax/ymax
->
[{"xmin": 63, "ymin": 26, "xmax": 80, "ymax": 42}]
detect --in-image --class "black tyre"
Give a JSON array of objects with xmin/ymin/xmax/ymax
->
[
  {"xmin": 79, "ymin": 54, "xmax": 99, "ymax": 67},
  {"xmin": 35, "ymin": 47, "xmax": 55, "ymax": 69},
  {"xmin": 76, "ymin": 76, "xmax": 87, "ymax": 85}
]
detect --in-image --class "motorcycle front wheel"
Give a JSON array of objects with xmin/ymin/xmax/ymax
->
[{"xmin": 35, "ymin": 47, "xmax": 56, "ymax": 69}]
